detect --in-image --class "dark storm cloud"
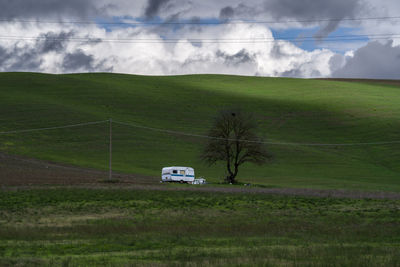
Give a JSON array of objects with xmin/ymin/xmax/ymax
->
[
  {"xmin": 270, "ymin": 43, "xmax": 290, "ymax": 59},
  {"xmin": 0, "ymin": 30, "xmax": 111, "ymax": 73},
  {"xmin": 264, "ymin": 0, "xmax": 360, "ymax": 20},
  {"xmin": 145, "ymin": 0, "xmax": 171, "ymax": 18},
  {"xmin": 280, "ymin": 68, "xmax": 303, "ymax": 78},
  {"xmin": 0, "ymin": 46, "xmax": 12, "ymax": 64},
  {"xmin": 62, "ymin": 50, "xmax": 95, "ymax": 71},
  {"xmin": 216, "ymin": 49, "xmax": 254, "ymax": 66},
  {"xmin": 264, "ymin": 0, "xmax": 362, "ymax": 39},
  {"xmin": 220, "ymin": 0, "xmax": 363, "ymax": 39},
  {"xmin": 187, "ymin": 16, "xmax": 203, "ymax": 32},
  {"xmin": 281, "ymin": 68, "xmax": 321, "ymax": 78},
  {"xmin": 145, "ymin": 12, "xmax": 184, "ymax": 35},
  {"xmin": 0, "ymin": 0, "xmax": 98, "ymax": 19},
  {"xmin": 219, "ymin": 4, "xmax": 257, "ymax": 20},
  {"xmin": 4, "ymin": 32, "xmax": 74, "ymax": 70},
  {"xmin": 0, "ymin": 32, "xmax": 71, "ymax": 71},
  {"xmin": 0, "ymin": 44, "xmax": 42, "ymax": 72},
  {"xmin": 9, "ymin": 51, "xmax": 42, "ymax": 71},
  {"xmin": 333, "ymin": 41, "xmax": 400, "ymax": 79},
  {"xmin": 219, "ymin": 6, "xmax": 235, "ymax": 20},
  {"xmin": 328, "ymin": 54, "xmax": 346, "ymax": 73},
  {"xmin": 62, "ymin": 50, "xmax": 113, "ymax": 73},
  {"xmin": 39, "ymin": 32, "xmax": 75, "ymax": 53}
]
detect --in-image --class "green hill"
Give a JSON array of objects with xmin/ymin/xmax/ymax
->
[{"xmin": 1, "ymin": 72, "xmax": 400, "ymax": 191}]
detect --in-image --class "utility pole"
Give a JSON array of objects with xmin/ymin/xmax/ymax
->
[{"xmin": 109, "ymin": 118, "xmax": 112, "ymax": 180}]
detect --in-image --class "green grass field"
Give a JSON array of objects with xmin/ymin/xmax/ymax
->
[
  {"xmin": 1, "ymin": 72, "xmax": 400, "ymax": 190},
  {"xmin": 0, "ymin": 188, "xmax": 399, "ymax": 266},
  {"xmin": 1, "ymin": 74, "xmax": 400, "ymax": 266}
]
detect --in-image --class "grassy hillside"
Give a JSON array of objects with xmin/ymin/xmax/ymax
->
[{"xmin": 1, "ymin": 72, "xmax": 400, "ymax": 190}]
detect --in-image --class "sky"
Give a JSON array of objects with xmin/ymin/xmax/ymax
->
[{"xmin": 0, "ymin": 0, "xmax": 399, "ymax": 79}]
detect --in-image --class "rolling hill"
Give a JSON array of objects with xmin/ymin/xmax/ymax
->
[{"xmin": 1, "ymin": 72, "xmax": 400, "ymax": 191}]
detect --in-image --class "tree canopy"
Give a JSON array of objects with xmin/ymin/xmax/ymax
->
[{"xmin": 202, "ymin": 109, "xmax": 270, "ymax": 184}]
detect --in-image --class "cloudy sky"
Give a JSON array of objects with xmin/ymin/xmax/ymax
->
[{"xmin": 0, "ymin": 0, "xmax": 399, "ymax": 78}]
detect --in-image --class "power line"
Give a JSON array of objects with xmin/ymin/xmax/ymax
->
[
  {"xmin": 1, "ymin": 119, "xmax": 399, "ymax": 146},
  {"xmin": 0, "ymin": 120, "xmax": 108, "ymax": 135},
  {"xmin": 0, "ymin": 152, "xmax": 142, "ymax": 179},
  {"xmin": 112, "ymin": 120, "xmax": 400, "ymax": 147},
  {"xmin": 2, "ymin": 152, "xmax": 105, "ymax": 173},
  {"xmin": 0, "ymin": 16, "xmax": 400, "ymax": 26},
  {"xmin": 0, "ymin": 33, "xmax": 394, "ymax": 40},
  {"xmin": 0, "ymin": 34, "xmax": 398, "ymax": 44}
]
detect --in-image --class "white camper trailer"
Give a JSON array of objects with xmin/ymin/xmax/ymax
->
[{"xmin": 161, "ymin": 166, "xmax": 195, "ymax": 183}]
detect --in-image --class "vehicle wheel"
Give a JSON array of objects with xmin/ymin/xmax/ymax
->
[{"xmin": 180, "ymin": 180, "xmax": 184, "ymax": 184}]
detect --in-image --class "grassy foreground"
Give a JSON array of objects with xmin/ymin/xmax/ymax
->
[
  {"xmin": 0, "ymin": 188, "xmax": 400, "ymax": 266},
  {"xmin": 1, "ymin": 73, "xmax": 400, "ymax": 190}
]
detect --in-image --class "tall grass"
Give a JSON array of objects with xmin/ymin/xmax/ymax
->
[{"xmin": 1, "ymin": 188, "xmax": 400, "ymax": 265}]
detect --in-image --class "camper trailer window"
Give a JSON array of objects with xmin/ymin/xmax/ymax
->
[
  {"xmin": 173, "ymin": 170, "xmax": 178, "ymax": 174},
  {"xmin": 180, "ymin": 170, "xmax": 185, "ymax": 175}
]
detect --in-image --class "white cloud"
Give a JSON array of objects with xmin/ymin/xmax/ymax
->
[
  {"xmin": 0, "ymin": 21, "xmax": 335, "ymax": 77},
  {"xmin": 0, "ymin": 0, "xmax": 400, "ymax": 78}
]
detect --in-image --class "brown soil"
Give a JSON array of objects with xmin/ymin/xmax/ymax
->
[
  {"xmin": 0, "ymin": 152, "xmax": 158, "ymax": 186},
  {"xmin": 2, "ymin": 152, "xmax": 400, "ymax": 199}
]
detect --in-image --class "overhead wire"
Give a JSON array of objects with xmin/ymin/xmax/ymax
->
[
  {"xmin": 112, "ymin": 120, "xmax": 400, "ymax": 147},
  {"xmin": 0, "ymin": 15, "xmax": 400, "ymax": 26},
  {"xmin": 0, "ymin": 34, "xmax": 398, "ymax": 44},
  {"xmin": 0, "ymin": 15, "xmax": 398, "ymax": 45},
  {"xmin": 0, "ymin": 16, "xmax": 398, "ymax": 46},
  {"xmin": 0, "ymin": 120, "xmax": 108, "ymax": 135},
  {"xmin": 1, "ymin": 119, "xmax": 400, "ymax": 146}
]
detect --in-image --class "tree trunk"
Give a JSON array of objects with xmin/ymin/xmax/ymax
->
[
  {"xmin": 226, "ymin": 174, "xmax": 235, "ymax": 184},
  {"xmin": 225, "ymin": 141, "xmax": 235, "ymax": 183},
  {"xmin": 225, "ymin": 164, "xmax": 239, "ymax": 184},
  {"xmin": 229, "ymin": 164, "xmax": 239, "ymax": 184}
]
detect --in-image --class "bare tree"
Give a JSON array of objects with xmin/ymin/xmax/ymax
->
[{"xmin": 202, "ymin": 109, "xmax": 271, "ymax": 184}]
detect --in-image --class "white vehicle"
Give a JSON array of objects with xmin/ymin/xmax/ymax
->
[
  {"xmin": 161, "ymin": 166, "xmax": 195, "ymax": 183},
  {"xmin": 192, "ymin": 178, "xmax": 206, "ymax": 185}
]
